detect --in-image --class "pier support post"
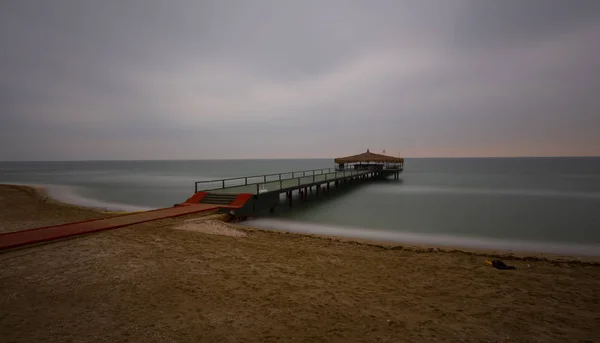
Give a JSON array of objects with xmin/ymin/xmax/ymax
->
[
  {"xmin": 316, "ymin": 185, "xmax": 319, "ymax": 196},
  {"xmin": 327, "ymin": 183, "xmax": 330, "ymax": 192}
]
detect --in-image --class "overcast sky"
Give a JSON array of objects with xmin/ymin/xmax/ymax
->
[{"xmin": 1, "ymin": 0, "xmax": 599, "ymax": 160}]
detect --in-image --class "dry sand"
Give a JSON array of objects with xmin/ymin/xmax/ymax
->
[
  {"xmin": 1, "ymin": 184, "xmax": 599, "ymax": 342},
  {"xmin": 175, "ymin": 218, "xmax": 248, "ymax": 237}
]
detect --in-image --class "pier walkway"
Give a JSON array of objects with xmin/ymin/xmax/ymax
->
[
  {"xmin": 190, "ymin": 166, "xmax": 402, "ymax": 217},
  {"xmin": 0, "ymin": 200, "xmax": 250, "ymax": 251},
  {"xmin": 195, "ymin": 168, "xmax": 377, "ymax": 194}
]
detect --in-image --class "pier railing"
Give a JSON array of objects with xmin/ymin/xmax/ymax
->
[
  {"xmin": 195, "ymin": 167, "xmax": 337, "ymax": 192},
  {"xmin": 338, "ymin": 163, "xmax": 403, "ymax": 171},
  {"xmin": 251, "ymin": 169, "xmax": 370, "ymax": 194},
  {"xmin": 195, "ymin": 165, "xmax": 402, "ymax": 194}
]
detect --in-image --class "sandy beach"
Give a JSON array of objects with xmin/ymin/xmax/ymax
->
[
  {"xmin": 0, "ymin": 184, "xmax": 125, "ymax": 234},
  {"xmin": 1, "ymin": 184, "xmax": 599, "ymax": 342}
]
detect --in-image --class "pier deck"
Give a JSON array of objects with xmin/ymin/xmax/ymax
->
[
  {"xmin": 191, "ymin": 166, "xmax": 402, "ymax": 217},
  {"xmin": 196, "ymin": 168, "xmax": 383, "ymax": 195}
]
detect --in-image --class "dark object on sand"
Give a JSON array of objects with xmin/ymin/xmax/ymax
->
[{"xmin": 485, "ymin": 260, "xmax": 516, "ymax": 270}]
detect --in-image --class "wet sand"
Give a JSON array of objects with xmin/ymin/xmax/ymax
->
[{"xmin": 1, "ymin": 184, "xmax": 599, "ymax": 342}]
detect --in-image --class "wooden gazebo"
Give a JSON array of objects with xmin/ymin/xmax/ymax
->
[{"xmin": 334, "ymin": 149, "xmax": 404, "ymax": 171}]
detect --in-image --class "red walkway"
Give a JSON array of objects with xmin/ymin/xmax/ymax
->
[
  {"xmin": 0, "ymin": 204, "xmax": 218, "ymax": 250},
  {"xmin": 0, "ymin": 192, "xmax": 253, "ymax": 251},
  {"xmin": 0, "ymin": 192, "xmax": 252, "ymax": 250}
]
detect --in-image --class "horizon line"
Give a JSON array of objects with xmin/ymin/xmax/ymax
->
[{"xmin": 1, "ymin": 155, "xmax": 600, "ymax": 162}]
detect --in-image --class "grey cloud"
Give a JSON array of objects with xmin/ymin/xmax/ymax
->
[
  {"xmin": 455, "ymin": 0, "xmax": 600, "ymax": 49},
  {"xmin": 1, "ymin": 0, "xmax": 599, "ymax": 160}
]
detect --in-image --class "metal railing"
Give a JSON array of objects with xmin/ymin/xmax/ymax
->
[
  {"xmin": 194, "ymin": 164, "xmax": 403, "ymax": 194},
  {"xmin": 337, "ymin": 163, "xmax": 403, "ymax": 171},
  {"xmin": 195, "ymin": 167, "xmax": 337, "ymax": 192},
  {"xmin": 194, "ymin": 167, "xmax": 380, "ymax": 194},
  {"xmin": 384, "ymin": 163, "xmax": 403, "ymax": 170},
  {"xmin": 252, "ymin": 169, "xmax": 371, "ymax": 195}
]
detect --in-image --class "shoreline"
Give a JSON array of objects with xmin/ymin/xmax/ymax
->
[
  {"xmin": 0, "ymin": 184, "xmax": 111, "ymax": 234},
  {"xmin": 242, "ymin": 218, "xmax": 600, "ymax": 262},
  {"xmin": 0, "ymin": 182, "xmax": 151, "ymax": 214},
  {"xmin": 237, "ymin": 223, "xmax": 600, "ymax": 265},
  {"xmin": 12, "ymin": 183, "xmax": 132, "ymax": 215},
  {"xmin": 3, "ymin": 183, "xmax": 599, "ymax": 263}
]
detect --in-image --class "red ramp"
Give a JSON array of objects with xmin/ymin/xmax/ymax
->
[{"xmin": 0, "ymin": 194, "xmax": 253, "ymax": 250}]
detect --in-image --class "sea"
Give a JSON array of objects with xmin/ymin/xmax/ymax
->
[{"xmin": 1, "ymin": 158, "xmax": 599, "ymax": 256}]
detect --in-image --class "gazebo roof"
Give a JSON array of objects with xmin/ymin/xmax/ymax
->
[{"xmin": 334, "ymin": 149, "xmax": 404, "ymax": 164}]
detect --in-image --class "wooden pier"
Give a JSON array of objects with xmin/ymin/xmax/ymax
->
[{"xmin": 190, "ymin": 150, "xmax": 404, "ymax": 217}]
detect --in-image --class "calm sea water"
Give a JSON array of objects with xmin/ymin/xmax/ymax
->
[{"xmin": 1, "ymin": 158, "xmax": 600, "ymax": 255}]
